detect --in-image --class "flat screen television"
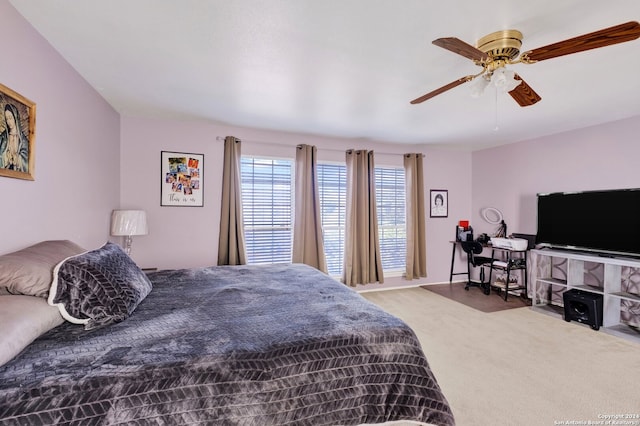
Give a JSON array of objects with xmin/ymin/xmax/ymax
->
[{"xmin": 536, "ymin": 188, "xmax": 640, "ymax": 258}]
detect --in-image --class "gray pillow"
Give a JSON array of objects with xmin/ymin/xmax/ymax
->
[
  {"xmin": 0, "ymin": 240, "xmax": 86, "ymax": 298},
  {"xmin": 0, "ymin": 295, "xmax": 64, "ymax": 367},
  {"xmin": 48, "ymin": 242, "xmax": 153, "ymax": 331}
]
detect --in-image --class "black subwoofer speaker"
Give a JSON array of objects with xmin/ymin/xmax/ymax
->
[{"xmin": 563, "ymin": 289, "xmax": 603, "ymax": 330}]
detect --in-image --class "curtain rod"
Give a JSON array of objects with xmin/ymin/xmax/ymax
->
[
  {"xmin": 216, "ymin": 136, "xmax": 293, "ymax": 149},
  {"xmin": 215, "ymin": 136, "xmax": 424, "ymax": 157}
]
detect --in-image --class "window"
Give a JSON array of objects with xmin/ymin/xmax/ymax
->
[
  {"xmin": 375, "ymin": 167, "xmax": 406, "ymax": 273},
  {"xmin": 240, "ymin": 157, "xmax": 293, "ymax": 264},
  {"xmin": 241, "ymin": 156, "xmax": 406, "ymax": 276},
  {"xmin": 317, "ymin": 164, "xmax": 406, "ymax": 276},
  {"xmin": 317, "ymin": 164, "xmax": 347, "ymax": 276}
]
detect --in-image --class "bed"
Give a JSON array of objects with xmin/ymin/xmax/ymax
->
[{"xmin": 0, "ymin": 241, "xmax": 455, "ymax": 425}]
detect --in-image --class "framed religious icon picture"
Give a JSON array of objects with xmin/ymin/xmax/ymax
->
[
  {"xmin": 0, "ymin": 83, "xmax": 36, "ymax": 180},
  {"xmin": 161, "ymin": 151, "xmax": 204, "ymax": 207},
  {"xmin": 430, "ymin": 189, "xmax": 448, "ymax": 218}
]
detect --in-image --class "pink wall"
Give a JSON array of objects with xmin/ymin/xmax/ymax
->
[
  {"xmin": 471, "ymin": 116, "xmax": 640, "ymax": 237},
  {"xmin": 3, "ymin": 0, "xmax": 473, "ymax": 288},
  {"xmin": 120, "ymin": 117, "xmax": 473, "ymax": 287},
  {"xmin": 0, "ymin": 1, "xmax": 120, "ymax": 254},
  {"xmin": 11, "ymin": 0, "xmax": 638, "ymax": 289}
]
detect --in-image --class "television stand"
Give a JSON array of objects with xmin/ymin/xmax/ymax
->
[{"xmin": 530, "ymin": 249, "xmax": 640, "ymax": 343}]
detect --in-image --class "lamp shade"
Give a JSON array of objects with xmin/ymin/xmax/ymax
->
[{"xmin": 110, "ymin": 210, "xmax": 148, "ymax": 236}]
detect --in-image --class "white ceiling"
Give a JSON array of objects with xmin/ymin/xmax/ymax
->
[{"xmin": 9, "ymin": 0, "xmax": 640, "ymax": 150}]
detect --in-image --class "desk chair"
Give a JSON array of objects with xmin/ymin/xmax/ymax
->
[{"xmin": 461, "ymin": 241, "xmax": 493, "ymax": 294}]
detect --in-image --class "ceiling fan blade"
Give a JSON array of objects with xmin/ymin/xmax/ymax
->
[
  {"xmin": 523, "ymin": 21, "xmax": 640, "ymax": 62},
  {"xmin": 410, "ymin": 76, "xmax": 473, "ymax": 104},
  {"xmin": 432, "ymin": 37, "xmax": 489, "ymax": 62},
  {"xmin": 508, "ymin": 74, "xmax": 541, "ymax": 107}
]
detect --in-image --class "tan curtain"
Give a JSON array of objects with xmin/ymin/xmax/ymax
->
[
  {"xmin": 343, "ymin": 150, "xmax": 384, "ymax": 286},
  {"xmin": 217, "ymin": 136, "xmax": 247, "ymax": 265},
  {"xmin": 292, "ymin": 144, "xmax": 328, "ymax": 273},
  {"xmin": 404, "ymin": 153, "xmax": 427, "ymax": 279}
]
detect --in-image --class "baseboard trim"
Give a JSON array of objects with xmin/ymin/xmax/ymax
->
[{"xmin": 357, "ymin": 280, "xmax": 466, "ymax": 293}]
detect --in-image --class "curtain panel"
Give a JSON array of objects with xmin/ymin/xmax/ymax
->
[
  {"xmin": 342, "ymin": 150, "xmax": 384, "ymax": 286},
  {"xmin": 404, "ymin": 153, "xmax": 427, "ymax": 279},
  {"xmin": 292, "ymin": 144, "xmax": 328, "ymax": 273},
  {"xmin": 217, "ymin": 136, "xmax": 247, "ymax": 266}
]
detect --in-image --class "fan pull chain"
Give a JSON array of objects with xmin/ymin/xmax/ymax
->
[{"xmin": 493, "ymin": 87, "xmax": 499, "ymax": 131}]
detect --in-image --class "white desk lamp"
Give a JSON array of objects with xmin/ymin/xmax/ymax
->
[{"xmin": 110, "ymin": 210, "xmax": 148, "ymax": 255}]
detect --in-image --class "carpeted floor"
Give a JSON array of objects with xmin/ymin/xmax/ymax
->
[
  {"xmin": 362, "ymin": 287, "xmax": 640, "ymax": 426},
  {"xmin": 421, "ymin": 282, "xmax": 530, "ymax": 312}
]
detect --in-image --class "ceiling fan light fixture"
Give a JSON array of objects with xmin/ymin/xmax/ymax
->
[
  {"xmin": 470, "ymin": 75, "xmax": 490, "ymax": 98},
  {"xmin": 491, "ymin": 68, "xmax": 521, "ymax": 92}
]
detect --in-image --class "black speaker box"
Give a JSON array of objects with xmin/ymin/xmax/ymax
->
[{"xmin": 563, "ymin": 289, "xmax": 603, "ymax": 330}]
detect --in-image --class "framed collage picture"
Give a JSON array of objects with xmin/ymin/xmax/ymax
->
[{"xmin": 161, "ymin": 151, "xmax": 204, "ymax": 207}]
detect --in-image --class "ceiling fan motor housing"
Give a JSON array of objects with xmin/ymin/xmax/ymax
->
[{"xmin": 476, "ymin": 29, "xmax": 523, "ymax": 61}]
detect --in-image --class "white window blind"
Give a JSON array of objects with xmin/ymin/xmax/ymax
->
[
  {"xmin": 240, "ymin": 157, "xmax": 293, "ymax": 264},
  {"xmin": 375, "ymin": 167, "xmax": 406, "ymax": 272},
  {"xmin": 317, "ymin": 164, "xmax": 347, "ymax": 276}
]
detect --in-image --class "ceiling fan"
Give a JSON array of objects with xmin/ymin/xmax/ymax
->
[{"xmin": 410, "ymin": 21, "xmax": 640, "ymax": 107}]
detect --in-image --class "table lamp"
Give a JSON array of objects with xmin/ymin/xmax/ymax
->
[{"xmin": 110, "ymin": 210, "xmax": 148, "ymax": 255}]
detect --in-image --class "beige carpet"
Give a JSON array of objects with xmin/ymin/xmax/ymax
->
[
  {"xmin": 362, "ymin": 287, "xmax": 640, "ymax": 426},
  {"xmin": 421, "ymin": 282, "xmax": 530, "ymax": 313}
]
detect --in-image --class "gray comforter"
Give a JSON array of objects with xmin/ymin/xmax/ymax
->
[{"xmin": 0, "ymin": 263, "xmax": 454, "ymax": 425}]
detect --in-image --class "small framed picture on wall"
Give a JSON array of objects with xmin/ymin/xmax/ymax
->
[{"xmin": 430, "ymin": 189, "xmax": 448, "ymax": 218}]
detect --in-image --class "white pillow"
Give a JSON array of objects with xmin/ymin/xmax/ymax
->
[{"xmin": 0, "ymin": 295, "xmax": 64, "ymax": 367}]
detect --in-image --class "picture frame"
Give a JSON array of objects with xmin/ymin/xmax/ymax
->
[
  {"xmin": 0, "ymin": 83, "xmax": 36, "ymax": 180},
  {"xmin": 430, "ymin": 189, "xmax": 448, "ymax": 218},
  {"xmin": 161, "ymin": 151, "xmax": 204, "ymax": 207}
]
